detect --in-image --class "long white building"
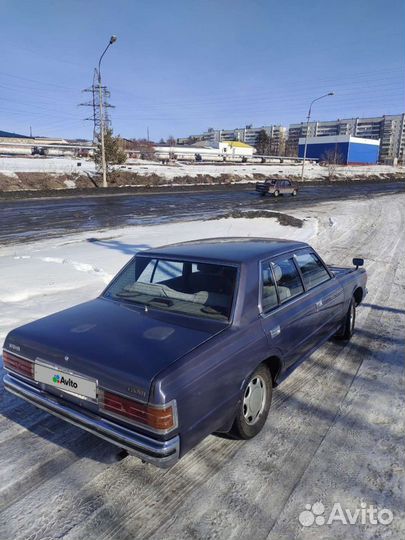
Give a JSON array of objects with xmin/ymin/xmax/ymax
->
[{"xmin": 177, "ymin": 124, "xmax": 287, "ymax": 155}]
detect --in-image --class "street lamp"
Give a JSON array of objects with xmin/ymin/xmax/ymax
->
[
  {"xmin": 98, "ymin": 35, "xmax": 117, "ymax": 188},
  {"xmin": 300, "ymin": 92, "xmax": 334, "ymax": 182}
]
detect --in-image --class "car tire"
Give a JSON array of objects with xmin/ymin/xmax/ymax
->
[
  {"xmin": 292, "ymin": 189, "xmax": 297, "ymax": 196},
  {"xmin": 336, "ymin": 297, "xmax": 356, "ymax": 340},
  {"xmin": 230, "ymin": 364, "xmax": 273, "ymax": 440},
  {"xmin": 273, "ymin": 190, "xmax": 280, "ymax": 197}
]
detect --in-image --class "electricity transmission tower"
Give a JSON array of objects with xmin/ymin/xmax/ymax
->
[{"xmin": 79, "ymin": 68, "xmax": 114, "ymax": 144}]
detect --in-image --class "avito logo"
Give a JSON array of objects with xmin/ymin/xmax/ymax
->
[{"xmin": 52, "ymin": 374, "xmax": 78, "ymax": 389}]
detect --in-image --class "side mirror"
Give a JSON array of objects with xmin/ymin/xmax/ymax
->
[{"xmin": 353, "ymin": 258, "xmax": 364, "ymax": 269}]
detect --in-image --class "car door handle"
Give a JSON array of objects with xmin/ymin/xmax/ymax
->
[
  {"xmin": 270, "ymin": 325, "xmax": 281, "ymax": 338},
  {"xmin": 324, "ymin": 293, "xmax": 340, "ymax": 303}
]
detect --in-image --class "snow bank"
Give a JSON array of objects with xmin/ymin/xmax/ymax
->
[
  {"xmin": 0, "ymin": 156, "xmax": 403, "ymax": 181},
  {"xmin": 0, "ymin": 157, "xmax": 94, "ymax": 174}
]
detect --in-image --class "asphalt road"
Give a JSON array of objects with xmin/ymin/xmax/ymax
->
[{"xmin": 0, "ymin": 181, "xmax": 404, "ymax": 245}]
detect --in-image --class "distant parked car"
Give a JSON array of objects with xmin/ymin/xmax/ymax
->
[
  {"xmin": 3, "ymin": 238, "xmax": 367, "ymax": 468},
  {"xmin": 75, "ymin": 148, "xmax": 90, "ymax": 158},
  {"xmin": 256, "ymin": 178, "xmax": 298, "ymax": 197},
  {"xmin": 31, "ymin": 146, "xmax": 48, "ymax": 156}
]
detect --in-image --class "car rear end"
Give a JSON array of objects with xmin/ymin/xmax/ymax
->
[
  {"xmin": 3, "ymin": 348, "xmax": 180, "ymax": 467},
  {"xmin": 3, "ymin": 252, "xmax": 239, "ymax": 468},
  {"xmin": 255, "ymin": 179, "xmax": 275, "ymax": 196}
]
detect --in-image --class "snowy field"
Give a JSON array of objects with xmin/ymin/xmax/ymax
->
[
  {"xmin": 0, "ymin": 192, "xmax": 404, "ymax": 539},
  {"xmin": 0, "ymin": 156, "xmax": 403, "ymax": 182}
]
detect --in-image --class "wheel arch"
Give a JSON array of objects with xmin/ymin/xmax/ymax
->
[
  {"xmin": 353, "ymin": 286, "xmax": 364, "ymax": 306},
  {"xmin": 262, "ymin": 355, "xmax": 283, "ymax": 386}
]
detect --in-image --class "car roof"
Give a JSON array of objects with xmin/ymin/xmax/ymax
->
[{"xmin": 141, "ymin": 237, "xmax": 309, "ymax": 264}]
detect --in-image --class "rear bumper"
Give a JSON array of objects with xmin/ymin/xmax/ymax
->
[
  {"xmin": 255, "ymin": 183, "xmax": 269, "ymax": 194},
  {"xmin": 4, "ymin": 373, "xmax": 180, "ymax": 468}
]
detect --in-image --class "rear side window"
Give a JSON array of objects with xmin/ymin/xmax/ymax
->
[
  {"xmin": 272, "ymin": 258, "xmax": 304, "ymax": 302},
  {"xmin": 295, "ymin": 252, "xmax": 330, "ymax": 289},
  {"xmin": 261, "ymin": 263, "xmax": 278, "ymax": 312}
]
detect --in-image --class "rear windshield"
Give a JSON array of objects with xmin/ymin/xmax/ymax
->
[{"xmin": 104, "ymin": 256, "xmax": 237, "ymax": 321}]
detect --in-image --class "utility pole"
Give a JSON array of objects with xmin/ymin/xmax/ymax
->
[
  {"xmin": 97, "ymin": 35, "xmax": 117, "ymax": 188},
  {"xmin": 300, "ymin": 92, "xmax": 334, "ymax": 182}
]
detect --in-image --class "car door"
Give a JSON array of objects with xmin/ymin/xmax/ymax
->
[
  {"xmin": 259, "ymin": 256, "xmax": 318, "ymax": 368},
  {"xmin": 294, "ymin": 250, "xmax": 345, "ymax": 338}
]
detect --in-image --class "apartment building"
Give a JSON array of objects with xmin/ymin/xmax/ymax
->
[
  {"xmin": 178, "ymin": 114, "xmax": 405, "ymax": 163},
  {"xmin": 288, "ymin": 114, "xmax": 405, "ymax": 163},
  {"xmin": 177, "ymin": 124, "xmax": 287, "ymax": 155}
]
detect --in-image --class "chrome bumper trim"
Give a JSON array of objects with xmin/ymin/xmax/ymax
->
[{"xmin": 4, "ymin": 374, "xmax": 179, "ymax": 468}]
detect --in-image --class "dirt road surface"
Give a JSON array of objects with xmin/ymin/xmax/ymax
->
[{"xmin": 0, "ymin": 188, "xmax": 404, "ymax": 539}]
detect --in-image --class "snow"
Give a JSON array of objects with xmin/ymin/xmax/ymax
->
[
  {"xmin": 0, "ymin": 156, "xmax": 403, "ymax": 181},
  {"xmin": 0, "ymin": 192, "xmax": 404, "ymax": 540},
  {"xmin": 0, "ymin": 157, "xmax": 94, "ymax": 174},
  {"xmin": 120, "ymin": 161, "xmax": 405, "ymax": 181},
  {"xmin": 0, "ymin": 216, "xmax": 316, "ymax": 343},
  {"xmin": 63, "ymin": 179, "xmax": 77, "ymax": 189}
]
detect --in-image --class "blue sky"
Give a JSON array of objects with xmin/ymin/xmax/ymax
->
[{"xmin": 1, "ymin": 0, "xmax": 404, "ymax": 141}]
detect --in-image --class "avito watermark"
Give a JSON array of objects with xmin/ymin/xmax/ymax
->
[{"xmin": 299, "ymin": 501, "xmax": 393, "ymax": 527}]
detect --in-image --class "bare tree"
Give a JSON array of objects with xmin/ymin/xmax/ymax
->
[
  {"xmin": 321, "ymin": 149, "xmax": 345, "ymax": 181},
  {"xmin": 255, "ymin": 129, "xmax": 271, "ymax": 155},
  {"xmin": 285, "ymin": 139, "xmax": 298, "ymax": 157},
  {"xmin": 167, "ymin": 135, "xmax": 176, "ymax": 146}
]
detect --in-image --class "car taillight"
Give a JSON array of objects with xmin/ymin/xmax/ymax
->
[
  {"xmin": 3, "ymin": 351, "xmax": 34, "ymax": 379},
  {"xmin": 100, "ymin": 390, "xmax": 176, "ymax": 432}
]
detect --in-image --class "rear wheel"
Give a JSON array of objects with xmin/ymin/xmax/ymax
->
[
  {"xmin": 231, "ymin": 364, "xmax": 272, "ymax": 439},
  {"xmin": 336, "ymin": 298, "xmax": 356, "ymax": 340},
  {"xmin": 273, "ymin": 190, "xmax": 280, "ymax": 197}
]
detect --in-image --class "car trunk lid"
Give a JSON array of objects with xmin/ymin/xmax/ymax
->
[{"xmin": 5, "ymin": 298, "xmax": 225, "ymax": 402}]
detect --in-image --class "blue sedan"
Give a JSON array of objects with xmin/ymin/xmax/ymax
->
[{"xmin": 3, "ymin": 238, "xmax": 367, "ymax": 468}]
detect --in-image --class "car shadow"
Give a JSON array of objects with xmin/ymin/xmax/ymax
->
[{"xmin": 361, "ymin": 302, "xmax": 405, "ymax": 315}]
